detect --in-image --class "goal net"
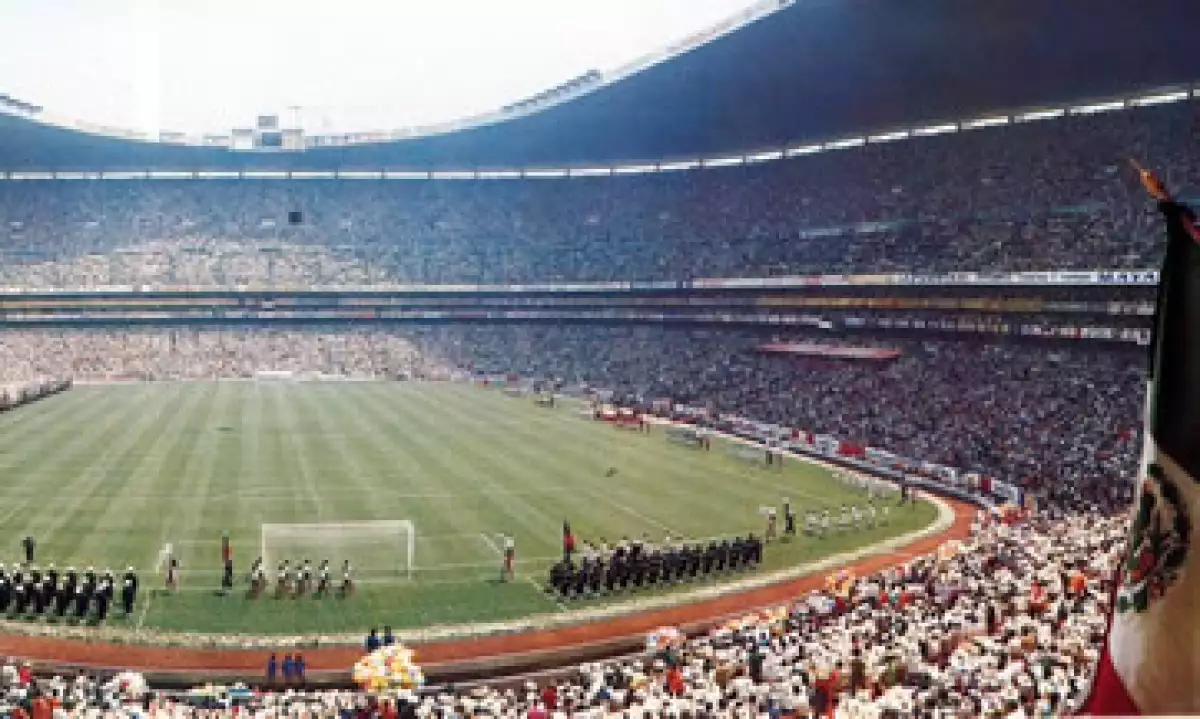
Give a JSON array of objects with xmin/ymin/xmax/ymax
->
[{"xmin": 260, "ymin": 521, "xmax": 415, "ymax": 580}]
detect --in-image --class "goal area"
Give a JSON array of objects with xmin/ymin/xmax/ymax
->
[{"xmin": 260, "ymin": 521, "xmax": 415, "ymax": 580}]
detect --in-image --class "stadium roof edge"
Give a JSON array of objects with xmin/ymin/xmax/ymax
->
[
  {"xmin": 3, "ymin": 0, "xmax": 1200, "ymax": 169},
  {"xmin": 0, "ymin": 0, "xmax": 791, "ymax": 151},
  {"xmin": 0, "ymin": 83, "xmax": 1194, "ymax": 178}
]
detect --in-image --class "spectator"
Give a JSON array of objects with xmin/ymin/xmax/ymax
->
[
  {"xmin": 0, "ymin": 99, "xmax": 1188, "ymax": 287},
  {"xmin": 29, "ymin": 692, "xmax": 51, "ymax": 719},
  {"xmin": 539, "ymin": 682, "xmax": 557, "ymax": 711},
  {"xmin": 280, "ymin": 653, "xmax": 294, "ymax": 686}
]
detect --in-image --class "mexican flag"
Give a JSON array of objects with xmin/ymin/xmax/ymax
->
[{"xmin": 1081, "ymin": 200, "xmax": 1200, "ymax": 715}]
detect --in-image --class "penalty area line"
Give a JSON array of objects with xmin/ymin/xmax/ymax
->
[
  {"xmin": 477, "ymin": 532, "xmax": 503, "ymax": 557},
  {"xmin": 134, "ymin": 588, "xmax": 154, "ymax": 633}
]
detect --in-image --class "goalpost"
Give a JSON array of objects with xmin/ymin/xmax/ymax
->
[{"xmin": 260, "ymin": 521, "xmax": 416, "ymax": 580}]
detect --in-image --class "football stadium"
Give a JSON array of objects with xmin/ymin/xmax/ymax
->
[{"xmin": 0, "ymin": 0, "xmax": 1197, "ymax": 714}]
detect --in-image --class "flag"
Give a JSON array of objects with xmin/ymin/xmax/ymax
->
[
  {"xmin": 562, "ymin": 521, "xmax": 575, "ymax": 554},
  {"xmin": 1081, "ymin": 199, "xmax": 1200, "ymax": 715}
]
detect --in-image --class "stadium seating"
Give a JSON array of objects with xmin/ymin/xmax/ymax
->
[{"xmin": 0, "ymin": 102, "xmax": 1194, "ymax": 288}]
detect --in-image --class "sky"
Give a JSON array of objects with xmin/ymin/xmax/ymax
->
[{"xmin": 0, "ymin": 0, "xmax": 755, "ymax": 136}]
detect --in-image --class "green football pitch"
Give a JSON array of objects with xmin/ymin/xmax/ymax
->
[{"xmin": 0, "ymin": 381, "xmax": 937, "ymax": 637}]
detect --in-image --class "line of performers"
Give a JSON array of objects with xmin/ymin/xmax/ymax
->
[
  {"xmin": 764, "ymin": 500, "xmax": 890, "ymax": 542},
  {"xmin": 546, "ymin": 535, "xmax": 764, "ymax": 600},
  {"xmin": 247, "ymin": 558, "xmax": 355, "ymax": 599},
  {"xmin": 0, "ymin": 564, "xmax": 138, "ymax": 621}
]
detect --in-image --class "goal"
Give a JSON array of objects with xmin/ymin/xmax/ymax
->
[{"xmin": 260, "ymin": 521, "xmax": 416, "ymax": 580}]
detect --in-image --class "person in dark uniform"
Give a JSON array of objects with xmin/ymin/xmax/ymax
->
[
  {"xmin": 34, "ymin": 577, "xmax": 50, "ymax": 615},
  {"xmin": 0, "ymin": 565, "xmax": 10, "ymax": 613},
  {"xmin": 12, "ymin": 581, "xmax": 26, "ymax": 614},
  {"xmin": 21, "ymin": 536, "xmax": 34, "ymax": 563},
  {"xmin": 248, "ymin": 558, "xmax": 263, "ymax": 596},
  {"xmin": 549, "ymin": 560, "xmax": 571, "ymax": 597},
  {"xmin": 121, "ymin": 577, "xmax": 136, "ymax": 616},
  {"xmin": 222, "ymin": 558, "xmax": 234, "ymax": 592},
  {"xmin": 783, "ymin": 500, "xmax": 797, "ymax": 539},
  {"xmin": 298, "ymin": 559, "xmax": 312, "ymax": 596},
  {"xmin": 571, "ymin": 559, "xmax": 589, "ymax": 597},
  {"xmin": 604, "ymin": 553, "xmax": 620, "ymax": 593},
  {"xmin": 19, "ymin": 571, "xmax": 34, "ymax": 609},
  {"xmin": 54, "ymin": 579, "xmax": 70, "ymax": 617},
  {"xmin": 275, "ymin": 561, "xmax": 289, "ymax": 598},
  {"xmin": 102, "ymin": 571, "xmax": 115, "ymax": 601},
  {"xmin": 123, "ymin": 567, "xmax": 138, "ymax": 599},
  {"xmin": 316, "ymin": 560, "xmax": 330, "ymax": 596},
  {"xmin": 645, "ymin": 550, "xmax": 661, "ymax": 585},
  {"xmin": 46, "ymin": 564, "xmax": 58, "ymax": 590},
  {"xmin": 749, "ymin": 534, "xmax": 764, "ymax": 564},
  {"xmin": 588, "ymin": 556, "xmax": 604, "ymax": 594},
  {"xmin": 74, "ymin": 582, "xmax": 90, "ymax": 619},
  {"xmin": 61, "ymin": 570, "xmax": 77, "ymax": 617},
  {"xmin": 20, "ymin": 572, "xmax": 34, "ymax": 614},
  {"xmin": 95, "ymin": 578, "xmax": 111, "ymax": 621},
  {"xmin": 612, "ymin": 543, "xmax": 629, "ymax": 589},
  {"xmin": 670, "ymin": 546, "xmax": 684, "ymax": 581}
]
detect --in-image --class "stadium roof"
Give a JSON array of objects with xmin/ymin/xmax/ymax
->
[{"xmin": 2, "ymin": 0, "xmax": 1199, "ymax": 171}]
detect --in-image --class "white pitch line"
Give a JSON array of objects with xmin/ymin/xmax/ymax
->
[
  {"xmin": 134, "ymin": 589, "xmax": 154, "ymax": 632},
  {"xmin": 526, "ymin": 575, "xmax": 567, "ymax": 613},
  {"xmin": 579, "ymin": 487, "xmax": 680, "ymax": 537},
  {"xmin": 419, "ymin": 531, "xmax": 511, "ymax": 542},
  {"xmin": 477, "ymin": 532, "xmax": 503, "ymax": 557}
]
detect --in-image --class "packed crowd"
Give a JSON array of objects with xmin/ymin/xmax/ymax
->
[
  {"xmin": 416, "ymin": 324, "xmax": 1142, "ymax": 501},
  {"xmin": 0, "ymin": 328, "xmax": 431, "ymax": 382},
  {"xmin": 0, "ymin": 102, "xmax": 1193, "ymax": 288}
]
